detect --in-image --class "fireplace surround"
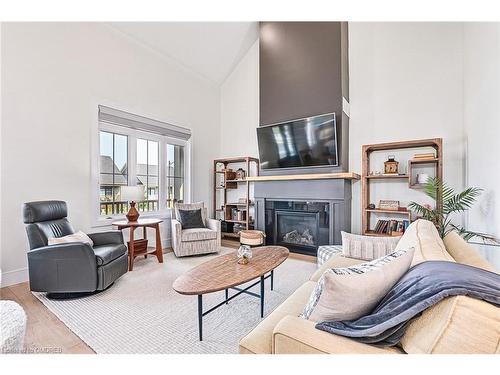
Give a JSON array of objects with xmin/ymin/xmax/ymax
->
[{"xmin": 254, "ymin": 178, "xmax": 352, "ymax": 256}]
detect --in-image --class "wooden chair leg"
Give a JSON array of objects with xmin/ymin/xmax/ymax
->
[
  {"xmin": 155, "ymin": 224, "xmax": 164, "ymax": 263},
  {"xmin": 129, "ymin": 227, "xmax": 135, "ymax": 271}
]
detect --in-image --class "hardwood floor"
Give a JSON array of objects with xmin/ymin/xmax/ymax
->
[
  {"xmin": 1, "ymin": 282, "xmax": 94, "ymax": 354},
  {"xmin": 1, "ymin": 245, "xmax": 315, "ymax": 354}
]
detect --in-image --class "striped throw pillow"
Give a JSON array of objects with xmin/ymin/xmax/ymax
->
[
  {"xmin": 301, "ymin": 247, "xmax": 415, "ymax": 322},
  {"xmin": 341, "ymin": 231, "xmax": 401, "ymax": 260}
]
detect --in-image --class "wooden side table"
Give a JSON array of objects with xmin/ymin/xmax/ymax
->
[{"xmin": 112, "ymin": 218, "xmax": 164, "ymax": 271}]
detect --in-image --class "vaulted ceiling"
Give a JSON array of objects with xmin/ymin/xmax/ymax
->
[{"xmin": 108, "ymin": 22, "xmax": 259, "ymax": 85}]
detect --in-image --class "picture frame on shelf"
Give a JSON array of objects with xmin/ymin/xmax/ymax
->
[{"xmin": 378, "ymin": 200, "xmax": 400, "ymax": 211}]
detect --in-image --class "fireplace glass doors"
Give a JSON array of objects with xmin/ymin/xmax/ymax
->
[
  {"xmin": 265, "ymin": 200, "xmax": 330, "ymax": 255},
  {"xmin": 276, "ymin": 211, "xmax": 319, "ymax": 249}
]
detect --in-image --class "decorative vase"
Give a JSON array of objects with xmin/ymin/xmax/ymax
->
[
  {"xmin": 237, "ymin": 245, "xmax": 252, "ymax": 265},
  {"xmin": 126, "ymin": 201, "xmax": 140, "ymax": 222},
  {"xmin": 235, "ymin": 168, "xmax": 246, "ymax": 180}
]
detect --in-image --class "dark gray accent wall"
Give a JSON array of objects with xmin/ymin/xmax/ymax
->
[{"xmin": 259, "ymin": 22, "xmax": 349, "ymax": 173}]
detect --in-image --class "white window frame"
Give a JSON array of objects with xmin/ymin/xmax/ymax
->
[{"xmin": 91, "ymin": 122, "xmax": 192, "ymax": 227}]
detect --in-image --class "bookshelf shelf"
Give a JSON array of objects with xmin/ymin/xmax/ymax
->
[
  {"xmin": 365, "ymin": 208, "xmax": 411, "ymax": 215},
  {"xmin": 365, "ymin": 174, "xmax": 409, "ymax": 180},
  {"xmin": 224, "ymin": 219, "xmax": 254, "ymax": 224},
  {"xmin": 362, "ymin": 138, "xmax": 443, "ymax": 237},
  {"xmin": 213, "ymin": 157, "xmax": 259, "ymax": 243},
  {"xmin": 409, "ymin": 158, "xmax": 439, "ymax": 165},
  {"xmin": 364, "ymin": 230, "xmax": 403, "ymax": 238},
  {"xmin": 221, "ymin": 231, "xmax": 240, "ymax": 239}
]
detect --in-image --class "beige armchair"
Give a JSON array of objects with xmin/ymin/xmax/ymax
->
[{"xmin": 170, "ymin": 202, "xmax": 221, "ymax": 257}]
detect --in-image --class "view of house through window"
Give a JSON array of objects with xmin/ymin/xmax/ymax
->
[
  {"xmin": 166, "ymin": 144, "xmax": 184, "ymax": 208},
  {"xmin": 136, "ymin": 139, "xmax": 159, "ymax": 212},
  {"xmin": 99, "ymin": 126, "xmax": 187, "ymax": 217},
  {"xmin": 99, "ymin": 131, "xmax": 128, "ymax": 215}
]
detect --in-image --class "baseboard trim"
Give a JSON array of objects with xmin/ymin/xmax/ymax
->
[{"xmin": 0, "ymin": 267, "xmax": 29, "ymax": 288}]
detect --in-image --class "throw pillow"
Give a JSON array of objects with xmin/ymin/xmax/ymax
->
[
  {"xmin": 175, "ymin": 202, "xmax": 206, "ymax": 225},
  {"xmin": 178, "ymin": 208, "xmax": 206, "ymax": 229},
  {"xmin": 341, "ymin": 231, "xmax": 400, "ymax": 260},
  {"xmin": 48, "ymin": 230, "xmax": 94, "ymax": 247},
  {"xmin": 301, "ymin": 247, "xmax": 415, "ymax": 322}
]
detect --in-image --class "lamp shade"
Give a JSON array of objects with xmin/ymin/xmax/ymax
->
[{"xmin": 120, "ymin": 185, "xmax": 145, "ymax": 202}]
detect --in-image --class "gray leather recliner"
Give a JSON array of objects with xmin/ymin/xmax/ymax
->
[{"xmin": 23, "ymin": 200, "xmax": 128, "ymax": 296}]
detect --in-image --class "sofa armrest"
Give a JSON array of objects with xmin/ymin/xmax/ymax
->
[
  {"xmin": 206, "ymin": 218, "xmax": 221, "ymax": 233},
  {"xmin": 272, "ymin": 315, "xmax": 402, "ymax": 354},
  {"xmin": 206, "ymin": 218, "xmax": 221, "ymax": 250},
  {"xmin": 27, "ymin": 243, "xmax": 98, "ymax": 292},
  {"xmin": 171, "ymin": 219, "xmax": 182, "ymax": 251},
  {"xmin": 88, "ymin": 231, "xmax": 124, "ymax": 246}
]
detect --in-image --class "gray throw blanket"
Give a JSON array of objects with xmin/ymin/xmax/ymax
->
[{"xmin": 316, "ymin": 261, "xmax": 500, "ymax": 346}]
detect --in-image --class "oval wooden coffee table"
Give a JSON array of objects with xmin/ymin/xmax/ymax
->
[{"xmin": 173, "ymin": 246, "xmax": 289, "ymax": 341}]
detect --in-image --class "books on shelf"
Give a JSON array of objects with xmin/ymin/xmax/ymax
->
[{"xmin": 373, "ymin": 219, "xmax": 410, "ymax": 236}]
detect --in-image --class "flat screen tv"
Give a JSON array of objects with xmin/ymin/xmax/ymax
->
[{"xmin": 257, "ymin": 113, "xmax": 338, "ymax": 170}]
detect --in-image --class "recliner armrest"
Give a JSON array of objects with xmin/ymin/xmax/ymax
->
[
  {"xmin": 171, "ymin": 219, "xmax": 182, "ymax": 250},
  {"xmin": 27, "ymin": 242, "xmax": 98, "ymax": 292},
  {"xmin": 88, "ymin": 231, "xmax": 124, "ymax": 246},
  {"xmin": 29, "ymin": 242, "xmax": 96, "ymax": 260}
]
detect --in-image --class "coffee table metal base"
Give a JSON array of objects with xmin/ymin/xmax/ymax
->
[{"xmin": 197, "ymin": 270, "xmax": 274, "ymax": 341}]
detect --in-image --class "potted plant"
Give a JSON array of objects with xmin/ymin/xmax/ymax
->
[{"xmin": 408, "ymin": 177, "xmax": 493, "ymax": 241}]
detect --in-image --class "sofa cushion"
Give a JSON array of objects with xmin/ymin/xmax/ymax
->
[
  {"xmin": 181, "ymin": 228, "xmax": 217, "ymax": 242},
  {"xmin": 273, "ymin": 316, "xmax": 403, "ymax": 354},
  {"xmin": 395, "ymin": 219, "xmax": 455, "ymax": 267},
  {"xmin": 239, "ymin": 281, "xmax": 316, "ymax": 354},
  {"xmin": 301, "ymin": 248, "xmax": 415, "ymax": 322},
  {"xmin": 393, "ymin": 220, "xmax": 499, "ymax": 353},
  {"xmin": 443, "ymin": 231, "xmax": 498, "ymax": 273},
  {"xmin": 93, "ymin": 244, "xmax": 127, "ymax": 266},
  {"xmin": 400, "ymin": 295, "xmax": 500, "ymax": 354}
]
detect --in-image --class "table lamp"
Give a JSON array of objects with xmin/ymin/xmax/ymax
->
[{"xmin": 120, "ymin": 185, "xmax": 145, "ymax": 222}]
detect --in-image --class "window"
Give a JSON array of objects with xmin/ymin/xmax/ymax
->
[
  {"xmin": 136, "ymin": 138, "xmax": 159, "ymax": 212},
  {"xmin": 166, "ymin": 144, "xmax": 184, "ymax": 208},
  {"xmin": 99, "ymin": 131, "xmax": 129, "ymax": 215},
  {"xmin": 95, "ymin": 106, "xmax": 191, "ymax": 221}
]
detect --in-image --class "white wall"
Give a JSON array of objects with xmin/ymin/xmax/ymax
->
[
  {"xmin": 0, "ymin": 23, "xmax": 3, "ymax": 286},
  {"xmin": 463, "ymin": 23, "xmax": 500, "ymax": 266},
  {"xmin": 349, "ymin": 22, "xmax": 465, "ymax": 233},
  {"xmin": 0, "ymin": 23, "xmax": 221, "ymax": 286},
  {"xmin": 220, "ymin": 22, "xmax": 466, "ymax": 233},
  {"xmin": 220, "ymin": 40, "xmax": 259, "ymax": 158}
]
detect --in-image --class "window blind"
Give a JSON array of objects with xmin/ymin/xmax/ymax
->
[{"xmin": 98, "ymin": 105, "xmax": 191, "ymax": 140}]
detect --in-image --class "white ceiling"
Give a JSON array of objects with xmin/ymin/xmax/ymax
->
[{"xmin": 108, "ymin": 22, "xmax": 259, "ymax": 85}]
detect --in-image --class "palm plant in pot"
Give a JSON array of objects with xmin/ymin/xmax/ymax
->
[{"xmin": 408, "ymin": 177, "xmax": 491, "ymax": 241}]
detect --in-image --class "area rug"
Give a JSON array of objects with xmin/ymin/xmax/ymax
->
[{"xmin": 33, "ymin": 247, "xmax": 316, "ymax": 354}]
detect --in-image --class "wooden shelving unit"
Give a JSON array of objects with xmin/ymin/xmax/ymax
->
[
  {"xmin": 245, "ymin": 172, "xmax": 360, "ymax": 182},
  {"xmin": 365, "ymin": 174, "xmax": 409, "ymax": 180},
  {"xmin": 213, "ymin": 156, "xmax": 260, "ymax": 242},
  {"xmin": 362, "ymin": 138, "xmax": 443, "ymax": 237}
]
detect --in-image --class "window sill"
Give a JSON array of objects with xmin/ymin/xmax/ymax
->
[{"xmin": 91, "ymin": 209, "xmax": 172, "ymax": 229}]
